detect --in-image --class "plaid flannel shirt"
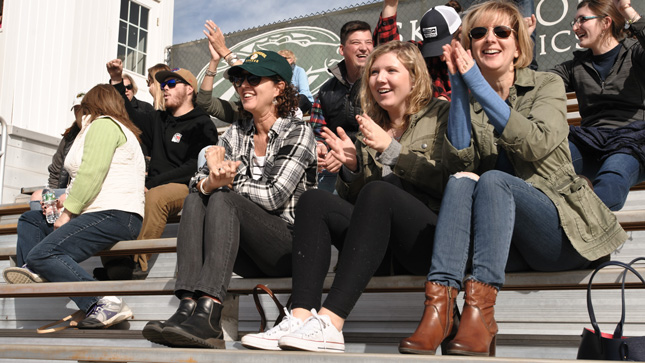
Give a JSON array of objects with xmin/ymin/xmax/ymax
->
[
  {"xmin": 308, "ymin": 96, "xmax": 326, "ymax": 143},
  {"xmin": 189, "ymin": 117, "xmax": 317, "ymax": 224},
  {"xmin": 374, "ymin": 12, "xmax": 452, "ymax": 101}
]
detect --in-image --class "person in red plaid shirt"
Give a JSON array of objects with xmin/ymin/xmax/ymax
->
[{"xmin": 374, "ymin": 0, "xmax": 462, "ymax": 101}]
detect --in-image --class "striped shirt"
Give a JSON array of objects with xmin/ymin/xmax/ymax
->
[{"xmin": 189, "ymin": 116, "xmax": 317, "ymax": 224}]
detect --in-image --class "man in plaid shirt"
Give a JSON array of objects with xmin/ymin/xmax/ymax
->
[{"xmin": 374, "ymin": 0, "xmax": 462, "ymax": 101}]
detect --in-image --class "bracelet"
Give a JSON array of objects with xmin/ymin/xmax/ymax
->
[
  {"xmin": 199, "ymin": 179, "xmax": 212, "ymax": 195},
  {"xmin": 226, "ymin": 52, "xmax": 240, "ymax": 67},
  {"xmin": 223, "ymin": 51, "xmax": 233, "ymax": 60},
  {"xmin": 204, "ymin": 69, "xmax": 217, "ymax": 77}
]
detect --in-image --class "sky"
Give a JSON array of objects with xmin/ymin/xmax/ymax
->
[{"xmin": 173, "ymin": 1, "xmax": 369, "ymax": 45}]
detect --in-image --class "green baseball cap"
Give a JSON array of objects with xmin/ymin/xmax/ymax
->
[{"xmin": 225, "ymin": 50, "xmax": 293, "ymax": 83}]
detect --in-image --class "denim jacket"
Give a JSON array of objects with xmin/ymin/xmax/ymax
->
[
  {"xmin": 337, "ymin": 98, "xmax": 450, "ymax": 213},
  {"xmin": 443, "ymin": 68, "xmax": 627, "ymax": 261}
]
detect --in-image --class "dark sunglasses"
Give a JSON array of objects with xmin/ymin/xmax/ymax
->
[
  {"xmin": 469, "ymin": 26, "xmax": 515, "ymax": 40},
  {"xmin": 229, "ymin": 74, "xmax": 262, "ymax": 88},
  {"xmin": 160, "ymin": 79, "xmax": 187, "ymax": 89},
  {"xmin": 124, "ymin": 84, "xmax": 133, "ymax": 90}
]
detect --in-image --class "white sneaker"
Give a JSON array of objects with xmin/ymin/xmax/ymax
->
[
  {"xmin": 3, "ymin": 265, "xmax": 47, "ymax": 284},
  {"xmin": 241, "ymin": 308, "xmax": 304, "ymax": 350},
  {"xmin": 278, "ymin": 309, "xmax": 345, "ymax": 353}
]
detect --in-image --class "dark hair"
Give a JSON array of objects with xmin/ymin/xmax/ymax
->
[
  {"xmin": 578, "ymin": 0, "xmax": 625, "ymax": 41},
  {"xmin": 238, "ymin": 76, "xmax": 299, "ymax": 119},
  {"xmin": 340, "ymin": 21, "xmax": 372, "ymax": 45},
  {"xmin": 445, "ymin": 0, "xmax": 462, "ymax": 13},
  {"xmin": 62, "ymin": 118, "xmax": 81, "ymax": 141}
]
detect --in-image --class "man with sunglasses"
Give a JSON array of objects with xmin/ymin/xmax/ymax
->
[{"xmin": 106, "ymin": 59, "xmax": 219, "ymax": 280}]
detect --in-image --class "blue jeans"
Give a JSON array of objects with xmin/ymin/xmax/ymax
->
[
  {"xmin": 569, "ymin": 141, "xmax": 645, "ymax": 211},
  {"xmin": 317, "ymin": 169, "xmax": 338, "ymax": 194},
  {"xmin": 17, "ymin": 209, "xmax": 142, "ymax": 311},
  {"xmin": 427, "ymin": 171, "xmax": 590, "ymax": 290}
]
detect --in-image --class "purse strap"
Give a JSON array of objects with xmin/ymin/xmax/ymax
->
[
  {"xmin": 252, "ymin": 284, "xmax": 292, "ymax": 332},
  {"xmin": 36, "ymin": 310, "xmax": 86, "ymax": 334},
  {"xmin": 614, "ymin": 257, "xmax": 645, "ymax": 337},
  {"xmin": 586, "ymin": 260, "xmax": 645, "ymax": 341}
]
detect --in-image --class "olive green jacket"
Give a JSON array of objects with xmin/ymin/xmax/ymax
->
[
  {"xmin": 443, "ymin": 68, "xmax": 627, "ymax": 261},
  {"xmin": 337, "ymin": 98, "xmax": 450, "ymax": 213}
]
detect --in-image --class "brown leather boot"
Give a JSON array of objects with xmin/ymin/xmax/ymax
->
[
  {"xmin": 446, "ymin": 279, "xmax": 498, "ymax": 356},
  {"xmin": 398, "ymin": 281, "xmax": 459, "ymax": 354}
]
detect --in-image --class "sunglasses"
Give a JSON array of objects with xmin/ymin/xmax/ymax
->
[
  {"xmin": 160, "ymin": 79, "xmax": 187, "ymax": 89},
  {"xmin": 570, "ymin": 15, "xmax": 601, "ymax": 27},
  {"xmin": 229, "ymin": 74, "xmax": 262, "ymax": 88},
  {"xmin": 124, "ymin": 84, "xmax": 133, "ymax": 90},
  {"xmin": 469, "ymin": 26, "xmax": 515, "ymax": 40}
]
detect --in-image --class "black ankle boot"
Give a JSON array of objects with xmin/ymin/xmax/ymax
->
[
  {"xmin": 161, "ymin": 296, "xmax": 225, "ymax": 349},
  {"xmin": 142, "ymin": 298, "xmax": 196, "ymax": 347}
]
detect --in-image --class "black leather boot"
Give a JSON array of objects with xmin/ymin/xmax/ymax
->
[
  {"xmin": 142, "ymin": 298, "xmax": 196, "ymax": 347},
  {"xmin": 161, "ymin": 296, "xmax": 226, "ymax": 349}
]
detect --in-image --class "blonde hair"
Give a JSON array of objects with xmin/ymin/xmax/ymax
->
[
  {"xmin": 278, "ymin": 49, "xmax": 296, "ymax": 63},
  {"xmin": 147, "ymin": 63, "xmax": 171, "ymax": 110},
  {"xmin": 76, "ymin": 84, "xmax": 142, "ymax": 143},
  {"xmin": 460, "ymin": 0, "xmax": 533, "ymax": 69},
  {"xmin": 122, "ymin": 73, "xmax": 138, "ymax": 95},
  {"xmin": 360, "ymin": 41, "xmax": 433, "ymax": 129}
]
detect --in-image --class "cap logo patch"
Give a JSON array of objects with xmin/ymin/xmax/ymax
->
[
  {"xmin": 423, "ymin": 27, "xmax": 438, "ymax": 39},
  {"xmin": 246, "ymin": 51, "xmax": 267, "ymax": 64}
]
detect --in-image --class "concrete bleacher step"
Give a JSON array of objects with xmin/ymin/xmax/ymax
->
[{"xmin": 0, "ymin": 342, "xmax": 588, "ymax": 363}]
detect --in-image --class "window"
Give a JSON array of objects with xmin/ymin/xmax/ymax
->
[{"xmin": 117, "ymin": 0, "xmax": 149, "ymax": 75}]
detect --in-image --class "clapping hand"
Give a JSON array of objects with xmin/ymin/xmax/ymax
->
[
  {"xmin": 357, "ymin": 113, "xmax": 392, "ymax": 153},
  {"xmin": 321, "ymin": 126, "xmax": 358, "ymax": 172}
]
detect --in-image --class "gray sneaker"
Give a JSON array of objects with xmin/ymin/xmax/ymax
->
[
  {"xmin": 77, "ymin": 297, "xmax": 133, "ymax": 329},
  {"xmin": 3, "ymin": 265, "xmax": 47, "ymax": 284}
]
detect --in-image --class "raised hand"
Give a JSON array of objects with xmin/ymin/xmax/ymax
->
[
  {"xmin": 203, "ymin": 20, "xmax": 229, "ymax": 59},
  {"xmin": 357, "ymin": 113, "xmax": 392, "ymax": 153},
  {"xmin": 106, "ymin": 59, "xmax": 123, "ymax": 84},
  {"xmin": 204, "ymin": 145, "xmax": 226, "ymax": 172},
  {"xmin": 322, "ymin": 126, "xmax": 358, "ymax": 172},
  {"xmin": 443, "ymin": 43, "xmax": 458, "ymax": 75},
  {"xmin": 452, "ymin": 39, "xmax": 475, "ymax": 75},
  {"xmin": 524, "ymin": 14, "xmax": 537, "ymax": 34}
]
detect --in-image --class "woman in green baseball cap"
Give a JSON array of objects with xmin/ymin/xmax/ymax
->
[{"xmin": 143, "ymin": 47, "xmax": 318, "ymax": 349}]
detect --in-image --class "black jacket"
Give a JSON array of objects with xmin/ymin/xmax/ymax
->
[
  {"xmin": 317, "ymin": 60, "xmax": 362, "ymax": 141},
  {"xmin": 115, "ymin": 82, "xmax": 219, "ymax": 189}
]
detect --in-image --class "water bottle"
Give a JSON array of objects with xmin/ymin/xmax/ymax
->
[{"xmin": 42, "ymin": 188, "xmax": 59, "ymax": 224}]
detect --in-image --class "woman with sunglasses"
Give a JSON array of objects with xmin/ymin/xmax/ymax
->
[
  {"xmin": 551, "ymin": 0, "xmax": 645, "ymax": 211},
  {"xmin": 241, "ymin": 41, "xmax": 449, "ymax": 353},
  {"xmin": 402, "ymin": 0, "xmax": 626, "ymax": 356},
  {"xmin": 142, "ymin": 50, "xmax": 317, "ymax": 349}
]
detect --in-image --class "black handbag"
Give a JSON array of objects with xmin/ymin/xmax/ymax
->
[{"xmin": 577, "ymin": 258, "xmax": 645, "ymax": 361}]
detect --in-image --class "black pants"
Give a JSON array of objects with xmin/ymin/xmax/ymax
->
[
  {"xmin": 291, "ymin": 181, "xmax": 437, "ymax": 319},
  {"xmin": 174, "ymin": 191, "xmax": 293, "ymax": 300}
]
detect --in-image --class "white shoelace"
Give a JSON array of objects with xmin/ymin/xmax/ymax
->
[
  {"xmin": 270, "ymin": 308, "xmax": 299, "ymax": 336},
  {"xmin": 308, "ymin": 309, "xmax": 330, "ymax": 348}
]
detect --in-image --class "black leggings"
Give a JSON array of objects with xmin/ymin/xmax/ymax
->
[{"xmin": 291, "ymin": 181, "xmax": 437, "ymax": 319}]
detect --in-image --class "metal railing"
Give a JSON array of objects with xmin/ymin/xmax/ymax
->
[{"xmin": 0, "ymin": 116, "xmax": 8, "ymax": 202}]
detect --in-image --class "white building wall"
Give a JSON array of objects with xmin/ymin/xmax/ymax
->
[{"xmin": 0, "ymin": 0, "xmax": 173, "ymax": 203}]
